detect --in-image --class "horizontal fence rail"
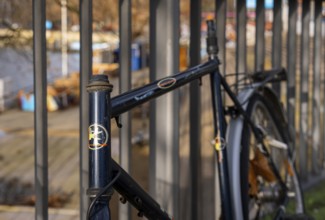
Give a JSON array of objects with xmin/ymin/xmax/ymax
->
[{"xmin": 30, "ymin": 0, "xmax": 325, "ymax": 219}]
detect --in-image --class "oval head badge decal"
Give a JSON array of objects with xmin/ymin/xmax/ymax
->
[{"xmin": 157, "ymin": 77, "xmax": 177, "ymax": 89}]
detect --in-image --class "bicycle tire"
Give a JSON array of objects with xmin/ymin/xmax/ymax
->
[{"xmin": 240, "ymin": 91, "xmax": 304, "ymax": 220}]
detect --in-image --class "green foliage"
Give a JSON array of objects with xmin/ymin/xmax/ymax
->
[{"xmin": 304, "ymin": 180, "xmax": 325, "ymax": 220}]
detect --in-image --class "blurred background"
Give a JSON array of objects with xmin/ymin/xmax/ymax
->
[{"xmin": 0, "ymin": 0, "xmax": 324, "ymax": 219}]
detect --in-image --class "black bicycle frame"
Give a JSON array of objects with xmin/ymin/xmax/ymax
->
[
  {"xmin": 110, "ymin": 60, "xmax": 217, "ymax": 118},
  {"xmin": 86, "ymin": 19, "xmax": 290, "ymax": 220},
  {"xmin": 87, "ymin": 59, "xmax": 232, "ymax": 219},
  {"xmin": 87, "ymin": 20, "xmax": 236, "ymax": 219}
]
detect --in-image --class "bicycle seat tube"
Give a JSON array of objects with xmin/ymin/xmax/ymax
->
[{"xmin": 87, "ymin": 75, "xmax": 113, "ymax": 219}]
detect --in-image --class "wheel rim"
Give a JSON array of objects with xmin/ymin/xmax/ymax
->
[{"xmin": 245, "ymin": 100, "xmax": 302, "ymax": 219}]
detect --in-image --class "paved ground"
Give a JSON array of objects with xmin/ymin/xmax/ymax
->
[
  {"xmin": 0, "ymin": 107, "xmax": 80, "ymax": 220},
  {"xmin": 0, "ymin": 106, "xmax": 142, "ymax": 219},
  {"xmin": 0, "ymin": 205, "xmax": 79, "ymax": 220}
]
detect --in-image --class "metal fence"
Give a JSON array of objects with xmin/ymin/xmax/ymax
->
[{"xmin": 32, "ymin": 0, "xmax": 324, "ymax": 219}]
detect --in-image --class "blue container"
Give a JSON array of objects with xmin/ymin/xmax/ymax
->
[
  {"xmin": 131, "ymin": 43, "xmax": 141, "ymax": 71},
  {"xmin": 21, "ymin": 94, "xmax": 35, "ymax": 112},
  {"xmin": 113, "ymin": 48, "xmax": 120, "ymax": 63},
  {"xmin": 113, "ymin": 43, "xmax": 142, "ymax": 71}
]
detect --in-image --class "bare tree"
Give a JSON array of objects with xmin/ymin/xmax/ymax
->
[
  {"xmin": 0, "ymin": 0, "xmax": 219, "ymax": 45},
  {"xmin": 0, "ymin": 0, "xmax": 33, "ymax": 48},
  {"xmin": 0, "ymin": 0, "xmax": 32, "ymax": 28}
]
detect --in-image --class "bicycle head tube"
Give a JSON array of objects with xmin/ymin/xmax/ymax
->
[{"xmin": 87, "ymin": 75, "xmax": 113, "ymax": 219}]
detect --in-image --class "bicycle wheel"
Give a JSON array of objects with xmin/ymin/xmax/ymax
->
[{"xmin": 240, "ymin": 92, "xmax": 304, "ymax": 220}]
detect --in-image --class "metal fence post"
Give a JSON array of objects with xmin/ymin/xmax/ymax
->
[
  {"xmin": 216, "ymin": 0, "xmax": 227, "ymax": 75},
  {"xmin": 79, "ymin": 0, "xmax": 92, "ymax": 219},
  {"xmin": 33, "ymin": 0, "xmax": 48, "ymax": 219},
  {"xmin": 189, "ymin": 1, "xmax": 201, "ymax": 219},
  {"xmin": 236, "ymin": 0, "xmax": 247, "ymax": 92},
  {"xmin": 320, "ymin": 2, "xmax": 325, "ymax": 170},
  {"xmin": 287, "ymin": 0, "xmax": 298, "ymax": 158},
  {"xmin": 149, "ymin": 1, "xmax": 157, "ymax": 200},
  {"xmin": 149, "ymin": 0, "xmax": 180, "ymax": 218},
  {"xmin": 255, "ymin": 0, "xmax": 265, "ymax": 71},
  {"xmin": 118, "ymin": 0, "xmax": 132, "ymax": 219},
  {"xmin": 272, "ymin": 0, "xmax": 282, "ymax": 95},
  {"xmin": 312, "ymin": 0, "xmax": 322, "ymax": 174},
  {"xmin": 299, "ymin": 0, "xmax": 311, "ymax": 180}
]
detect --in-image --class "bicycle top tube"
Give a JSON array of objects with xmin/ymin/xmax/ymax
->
[{"xmin": 110, "ymin": 59, "xmax": 219, "ymax": 118}]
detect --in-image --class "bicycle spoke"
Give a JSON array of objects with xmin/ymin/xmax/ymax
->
[{"xmin": 241, "ymin": 93, "xmax": 304, "ymax": 219}]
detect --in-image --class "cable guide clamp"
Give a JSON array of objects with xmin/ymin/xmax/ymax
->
[
  {"xmin": 87, "ymin": 187, "xmax": 114, "ymax": 199},
  {"xmin": 224, "ymin": 106, "xmax": 239, "ymax": 119}
]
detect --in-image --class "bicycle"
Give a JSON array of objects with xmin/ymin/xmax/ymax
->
[{"xmin": 86, "ymin": 20, "xmax": 305, "ymax": 220}]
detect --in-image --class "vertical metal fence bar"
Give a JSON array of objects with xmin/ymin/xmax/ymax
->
[
  {"xmin": 216, "ymin": 0, "xmax": 227, "ymax": 74},
  {"xmin": 287, "ymin": 0, "xmax": 298, "ymax": 159},
  {"xmin": 255, "ymin": 0, "xmax": 265, "ymax": 71},
  {"xmin": 61, "ymin": 0, "xmax": 68, "ymax": 78},
  {"xmin": 272, "ymin": 0, "xmax": 282, "ymax": 95},
  {"xmin": 189, "ymin": 1, "xmax": 201, "ymax": 219},
  {"xmin": 312, "ymin": 0, "xmax": 322, "ymax": 173},
  {"xmin": 79, "ymin": 0, "xmax": 92, "ymax": 219},
  {"xmin": 299, "ymin": 0, "xmax": 310, "ymax": 180},
  {"xmin": 321, "ymin": 3, "xmax": 325, "ymax": 170},
  {"xmin": 236, "ymin": 0, "xmax": 247, "ymax": 91},
  {"xmin": 149, "ymin": 0, "xmax": 180, "ymax": 218},
  {"xmin": 149, "ymin": 0, "xmax": 157, "ymax": 199},
  {"xmin": 118, "ymin": 0, "xmax": 132, "ymax": 219},
  {"xmin": 33, "ymin": 0, "xmax": 48, "ymax": 219}
]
